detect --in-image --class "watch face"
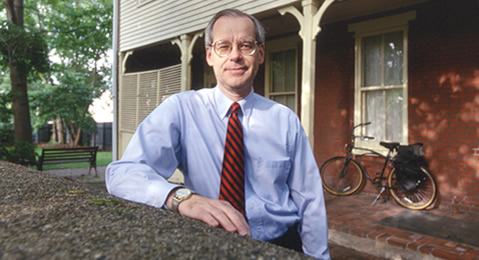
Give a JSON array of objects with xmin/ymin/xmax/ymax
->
[{"xmin": 176, "ymin": 188, "xmax": 191, "ymax": 199}]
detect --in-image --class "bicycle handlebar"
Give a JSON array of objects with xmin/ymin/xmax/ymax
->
[
  {"xmin": 353, "ymin": 122, "xmax": 371, "ymax": 130},
  {"xmin": 352, "ymin": 122, "xmax": 374, "ymax": 141},
  {"xmin": 352, "ymin": 135, "xmax": 375, "ymax": 141}
]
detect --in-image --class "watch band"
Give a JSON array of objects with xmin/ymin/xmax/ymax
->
[{"xmin": 171, "ymin": 195, "xmax": 181, "ymax": 213}]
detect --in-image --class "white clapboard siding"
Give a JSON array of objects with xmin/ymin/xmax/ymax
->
[{"xmin": 119, "ymin": 0, "xmax": 299, "ymax": 52}]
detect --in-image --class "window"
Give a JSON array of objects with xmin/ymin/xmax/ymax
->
[
  {"xmin": 349, "ymin": 12, "xmax": 415, "ymax": 149},
  {"xmin": 265, "ymin": 37, "xmax": 299, "ymax": 112}
]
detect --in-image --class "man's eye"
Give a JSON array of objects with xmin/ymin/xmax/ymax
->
[
  {"xmin": 217, "ymin": 44, "xmax": 231, "ymax": 50},
  {"xmin": 240, "ymin": 43, "xmax": 254, "ymax": 50}
]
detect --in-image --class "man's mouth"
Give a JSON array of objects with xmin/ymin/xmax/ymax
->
[{"xmin": 226, "ymin": 67, "xmax": 247, "ymax": 74}]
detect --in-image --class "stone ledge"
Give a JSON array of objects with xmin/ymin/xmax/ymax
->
[{"xmin": 0, "ymin": 161, "xmax": 311, "ymax": 259}]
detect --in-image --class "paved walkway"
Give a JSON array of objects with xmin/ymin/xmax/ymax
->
[
  {"xmin": 325, "ymin": 192, "xmax": 479, "ymax": 260},
  {"xmin": 45, "ymin": 167, "xmax": 479, "ymax": 259}
]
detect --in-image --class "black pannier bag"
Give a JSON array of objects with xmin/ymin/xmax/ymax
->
[{"xmin": 393, "ymin": 143, "xmax": 428, "ymax": 191}]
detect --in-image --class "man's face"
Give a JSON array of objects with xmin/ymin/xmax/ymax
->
[{"xmin": 206, "ymin": 16, "xmax": 265, "ymax": 98}]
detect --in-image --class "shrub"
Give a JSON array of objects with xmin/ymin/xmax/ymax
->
[{"xmin": 0, "ymin": 141, "xmax": 36, "ymax": 165}]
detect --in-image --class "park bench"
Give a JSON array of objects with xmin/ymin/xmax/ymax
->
[{"xmin": 37, "ymin": 146, "xmax": 99, "ymax": 176}]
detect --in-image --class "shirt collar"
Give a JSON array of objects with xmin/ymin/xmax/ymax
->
[{"xmin": 214, "ymin": 86, "xmax": 255, "ymax": 119}]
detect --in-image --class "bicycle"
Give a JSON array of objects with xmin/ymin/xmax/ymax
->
[{"xmin": 320, "ymin": 122, "xmax": 437, "ymax": 210}]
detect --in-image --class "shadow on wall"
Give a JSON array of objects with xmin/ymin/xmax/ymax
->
[{"xmin": 409, "ymin": 69, "xmax": 479, "ymax": 213}]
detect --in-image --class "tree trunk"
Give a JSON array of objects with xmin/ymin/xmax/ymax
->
[
  {"xmin": 52, "ymin": 119, "xmax": 57, "ymax": 143},
  {"xmin": 65, "ymin": 120, "xmax": 77, "ymax": 147},
  {"xmin": 52, "ymin": 116, "xmax": 65, "ymax": 144},
  {"xmin": 57, "ymin": 116, "xmax": 65, "ymax": 144},
  {"xmin": 10, "ymin": 66, "xmax": 32, "ymax": 143},
  {"xmin": 73, "ymin": 127, "xmax": 82, "ymax": 147},
  {"xmin": 4, "ymin": 0, "xmax": 32, "ymax": 143}
]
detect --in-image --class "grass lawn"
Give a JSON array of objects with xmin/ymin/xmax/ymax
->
[{"xmin": 33, "ymin": 148, "xmax": 112, "ymax": 170}]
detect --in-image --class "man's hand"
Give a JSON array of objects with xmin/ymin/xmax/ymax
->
[{"xmin": 167, "ymin": 193, "xmax": 250, "ymax": 236}]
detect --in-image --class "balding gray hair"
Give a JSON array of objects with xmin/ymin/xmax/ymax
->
[{"xmin": 204, "ymin": 9, "xmax": 265, "ymax": 47}]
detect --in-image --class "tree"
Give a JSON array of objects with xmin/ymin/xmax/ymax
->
[
  {"xmin": 29, "ymin": 0, "xmax": 112, "ymax": 146},
  {"xmin": 0, "ymin": 0, "xmax": 48, "ymax": 144},
  {"xmin": 1, "ymin": 0, "xmax": 111, "ymax": 148}
]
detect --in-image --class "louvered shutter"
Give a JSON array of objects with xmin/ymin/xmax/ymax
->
[
  {"xmin": 120, "ymin": 74, "xmax": 138, "ymax": 132},
  {"xmin": 119, "ymin": 64, "xmax": 181, "ymax": 134},
  {"xmin": 159, "ymin": 64, "xmax": 181, "ymax": 103},
  {"xmin": 138, "ymin": 71, "xmax": 159, "ymax": 123}
]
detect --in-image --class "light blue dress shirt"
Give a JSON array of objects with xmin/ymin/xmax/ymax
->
[{"xmin": 106, "ymin": 87, "xmax": 330, "ymax": 259}]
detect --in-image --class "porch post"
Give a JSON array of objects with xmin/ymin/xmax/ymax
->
[
  {"xmin": 171, "ymin": 35, "xmax": 191, "ymax": 92},
  {"xmin": 171, "ymin": 32, "xmax": 204, "ymax": 92},
  {"xmin": 279, "ymin": 0, "xmax": 335, "ymax": 148}
]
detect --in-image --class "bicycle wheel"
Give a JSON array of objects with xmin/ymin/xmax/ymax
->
[
  {"xmin": 388, "ymin": 167, "xmax": 437, "ymax": 210},
  {"xmin": 320, "ymin": 157, "xmax": 364, "ymax": 196}
]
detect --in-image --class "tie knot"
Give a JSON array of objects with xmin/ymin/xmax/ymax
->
[{"xmin": 231, "ymin": 102, "xmax": 241, "ymax": 115}]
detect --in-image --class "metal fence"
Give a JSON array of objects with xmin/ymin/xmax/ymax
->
[{"xmin": 33, "ymin": 123, "xmax": 112, "ymax": 151}]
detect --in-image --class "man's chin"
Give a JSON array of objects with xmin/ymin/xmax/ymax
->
[{"xmin": 219, "ymin": 83, "xmax": 252, "ymax": 94}]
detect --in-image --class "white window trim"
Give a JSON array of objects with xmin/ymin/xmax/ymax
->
[
  {"xmin": 265, "ymin": 36, "xmax": 300, "ymax": 113},
  {"xmin": 349, "ymin": 11, "xmax": 416, "ymax": 153}
]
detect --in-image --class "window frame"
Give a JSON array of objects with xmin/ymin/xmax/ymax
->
[
  {"xmin": 265, "ymin": 36, "xmax": 300, "ymax": 113},
  {"xmin": 349, "ymin": 11, "xmax": 416, "ymax": 153}
]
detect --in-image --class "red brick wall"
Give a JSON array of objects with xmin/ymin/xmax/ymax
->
[
  {"xmin": 408, "ymin": 0, "xmax": 479, "ymax": 214},
  {"xmin": 315, "ymin": 0, "xmax": 479, "ymax": 214},
  {"xmin": 315, "ymin": 22, "xmax": 355, "ymax": 162}
]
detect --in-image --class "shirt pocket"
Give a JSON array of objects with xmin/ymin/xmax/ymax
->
[{"xmin": 251, "ymin": 158, "xmax": 291, "ymax": 193}]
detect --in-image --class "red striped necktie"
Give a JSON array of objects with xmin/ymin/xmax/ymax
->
[{"xmin": 219, "ymin": 102, "xmax": 245, "ymax": 216}]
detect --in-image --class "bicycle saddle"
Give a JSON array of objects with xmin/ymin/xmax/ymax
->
[{"xmin": 379, "ymin": 141, "xmax": 400, "ymax": 150}]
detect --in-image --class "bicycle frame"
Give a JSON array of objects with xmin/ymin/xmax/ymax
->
[
  {"xmin": 343, "ymin": 123, "xmax": 401, "ymax": 205},
  {"xmin": 353, "ymin": 147, "xmax": 393, "ymax": 186}
]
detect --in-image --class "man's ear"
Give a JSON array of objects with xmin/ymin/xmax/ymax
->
[
  {"xmin": 206, "ymin": 47, "xmax": 214, "ymax": 67},
  {"xmin": 258, "ymin": 43, "xmax": 265, "ymax": 65}
]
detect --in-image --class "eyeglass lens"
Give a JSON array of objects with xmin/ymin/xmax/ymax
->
[{"xmin": 213, "ymin": 41, "xmax": 257, "ymax": 57}]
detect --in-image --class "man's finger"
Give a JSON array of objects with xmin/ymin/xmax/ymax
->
[
  {"xmin": 179, "ymin": 195, "xmax": 250, "ymax": 236},
  {"xmin": 216, "ymin": 202, "xmax": 250, "ymax": 236}
]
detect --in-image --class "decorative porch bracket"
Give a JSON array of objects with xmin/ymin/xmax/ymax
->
[
  {"xmin": 278, "ymin": 0, "xmax": 335, "ymax": 147},
  {"xmin": 121, "ymin": 51, "xmax": 133, "ymax": 75},
  {"xmin": 171, "ymin": 32, "xmax": 204, "ymax": 92}
]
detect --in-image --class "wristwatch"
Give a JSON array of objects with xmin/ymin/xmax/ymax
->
[{"xmin": 171, "ymin": 188, "xmax": 194, "ymax": 213}]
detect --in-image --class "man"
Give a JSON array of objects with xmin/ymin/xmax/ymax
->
[{"xmin": 106, "ymin": 9, "xmax": 330, "ymax": 259}]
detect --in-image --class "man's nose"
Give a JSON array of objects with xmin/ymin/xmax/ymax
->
[{"xmin": 229, "ymin": 45, "xmax": 243, "ymax": 60}]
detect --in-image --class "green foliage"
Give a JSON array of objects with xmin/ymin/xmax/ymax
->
[
  {"xmin": 0, "ymin": 141, "xmax": 36, "ymax": 165},
  {"xmin": 0, "ymin": 89, "xmax": 13, "ymax": 144},
  {"xmin": 29, "ymin": 70, "xmax": 100, "ymax": 134},
  {"xmin": 0, "ymin": 20, "xmax": 49, "ymax": 75},
  {"xmin": 1, "ymin": 0, "xmax": 113, "ymax": 146},
  {"xmin": 45, "ymin": 0, "xmax": 113, "ymax": 63},
  {"xmin": 29, "ymin": 0, "xmax": 113, "ymax": 143},
  {"xmin": 0, "ymin": 72, "xmax": 13, "ymax": 144},
  {"xmin": 1, "ymin": 74, "xmax": 33, "ymax": 159}
]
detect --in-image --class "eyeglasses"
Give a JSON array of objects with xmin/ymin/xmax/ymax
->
[{"xmin": 210, "ymin": 40, "xmax": 260, "ymax": 57}]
